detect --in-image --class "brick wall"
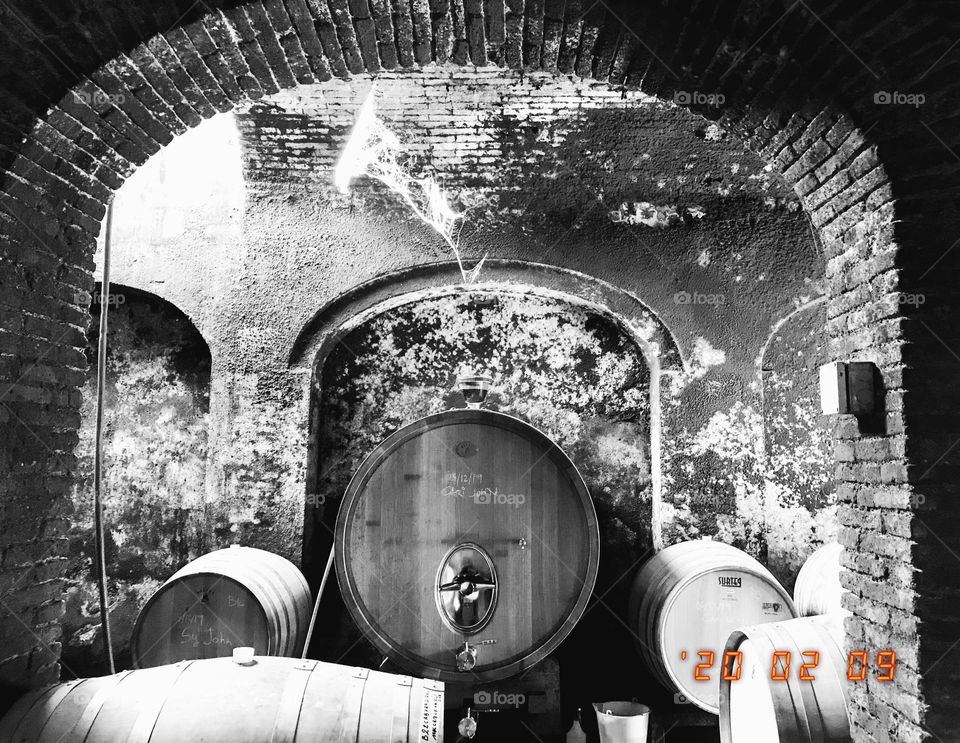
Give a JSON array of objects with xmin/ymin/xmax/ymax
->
[{"xmin": 0, "ymin": 1, "xmax": 956, "ymax": 739}]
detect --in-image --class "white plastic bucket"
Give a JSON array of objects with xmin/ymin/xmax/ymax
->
[{"xmin": 593, "ymin": 702, "xmax": 650, "ymax": 743}]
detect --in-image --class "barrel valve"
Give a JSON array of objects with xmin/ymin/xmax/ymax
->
[
  {"xmin": 455, "ymin": 372, "xmax": 493, "ymax": 409},
  {"xmin": 455, "ymin": 639, "xmax": 497, "ymax": 672}
]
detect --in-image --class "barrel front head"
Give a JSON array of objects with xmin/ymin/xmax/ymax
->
[
  {"xmin": 630, "ymin": 540, "xmax": 797, "ymax": 714},
  {"xmin": 131, "ymin": 546, "xmax": 311, "ymax": 668},
  {"xmin": 335, "ymin": 409, "xmax": 600, "ymax": 683}
]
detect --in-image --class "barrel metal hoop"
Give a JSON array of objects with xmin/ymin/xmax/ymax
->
[
  {"xmin": 7, "ymin": 680, "xmax": 80, "ymax": 741},
  {"xmin": 389, "ymin": 675, "xmax": 414, "ymax": 742},
  {"xmin": 71, "ymin": 670, "xmax": 134, "ymax": 739},
  {"xmin": 127, "ymin": 661, "xmax": 196, "ymax": 742},
  {"xmin": 269, "ymin": 659, "xmax": 320, "ymax": 743}
]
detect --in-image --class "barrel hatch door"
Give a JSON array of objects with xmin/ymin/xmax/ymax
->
[{"xmin": 435, "ymin": 543, "xmax": 498, "ymax": 634}]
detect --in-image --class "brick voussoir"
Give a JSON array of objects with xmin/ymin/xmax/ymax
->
[
  {"xmin": 220, "ymin": 6, "xmax": 283, "ymax": 95},
  {"xmin": 147, "ymin": 35, "xmax": 219, "ymax": 120},
  {"xmin": 243, "ymin": 2, "xmax": 300, "ymax": 88},
  {"xmin": 87, "ymin": 68, "xmax": 175, "ymax": 149},
  {"xmin": 261, "ymin": 0, "xmax": 316, "ymax": 84},
  {"xmin": 164, "ymin": 27, "xmax": 236, "ymax": 112},
  {"xmin": 280, "ymin": 0, "xmax": 335, "ymax": 80},
  {"xmin": 203, "ymin": 10, "xmax": 268, "ymax": 99}
]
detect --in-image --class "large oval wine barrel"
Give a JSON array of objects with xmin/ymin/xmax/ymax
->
[
  {"xmin": 335, "ymin": 409, "xmax": 600, "ymax": 683},
  {"xmin": 0, "ymin": 656, "xmax": 445, "ymax": 742},
  {"xmin": 719, "ymin": 614, "xmax": 851, "ymax": 743},
  {"xmin": 131, "ymin": 546, "xmax": 311, "ymax": 668},
  {"xmin": 794, "ymin": 542, "xmax": 846, "ymax": 617},
  {"xmin": 628, "ymin": 540, "xmax": 796, "ymax": 713}
]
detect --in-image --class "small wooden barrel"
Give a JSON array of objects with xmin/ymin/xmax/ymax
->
[
  {"xmin": 719, "ymin": 615, "xmax": 851, "ymax": 743},
  {"xmin": 336, "ymin": 409, "xmax": 600, "ymax": 683},
  {"xmin": 131, "ymin": 546, "xmax": 311, "ymax": 668},
  {"xmin": 628, "ymin": 540, "xmax": 796, "ymax": 714},
  {"xmin": 0, "ymin": 656, "xmax": 445, "ymax": 742},
  {"xmin": 794, "ymin": 542, "xmax": 845, "ymax": 617}
]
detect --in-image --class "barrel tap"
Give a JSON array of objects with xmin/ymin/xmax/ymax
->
[
  {"xmin": 455, "ymin": 639, "xmax": 497, "ymax": 672},
  {"xmin": 457, "ymin": 707, "xmax": 478, "ymax": 740}
]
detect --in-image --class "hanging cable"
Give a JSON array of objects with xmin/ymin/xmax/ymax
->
[
  {"xmin": 93, "ymin": 198, "xmax": 116, "ymax": 674},
  {"xmin": 301, "ymin": 544, "xmax": 335, "ymax": 659}
]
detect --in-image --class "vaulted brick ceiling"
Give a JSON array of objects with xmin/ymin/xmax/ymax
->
[{"xmin": 0, "ymin": 0, "xmax": 956, "ymax": 185}]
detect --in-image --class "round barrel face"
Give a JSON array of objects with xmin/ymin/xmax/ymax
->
[
  {"xmin": 660, "ymin": 568, "xmax": 793, "ymax": 712},
  {"xmin": 727, "ymin": 638, "xmax": 780, "ymax": 743},
  {"xmin": 133, "ymin": 574, "xmax": 269, "ymax": 668},
  {"xmin": 336, "ymin": 410, "xmax": 599, "ymax": 682}
]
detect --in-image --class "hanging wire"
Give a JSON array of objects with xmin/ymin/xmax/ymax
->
[
  {"xmin": 301, "ymin": 545, "xmax": 335, "ymax": 659},
  {"xmin": 93, "ymin": 199, "xmax": 116, "ymax": 674}
]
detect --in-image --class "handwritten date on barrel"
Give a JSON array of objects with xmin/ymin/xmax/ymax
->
[{"xmin": 682, "ymin": 649, "xmax": 897, "ymax": 682}]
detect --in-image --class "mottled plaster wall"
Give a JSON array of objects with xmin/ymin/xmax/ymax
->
[
  {"xmin": 64, "ymin": 287, "xmax": 211, "ymax": 677},
  {"xmin": 761, "ymin": 300, "xmax": 836, "ymax": 586}
]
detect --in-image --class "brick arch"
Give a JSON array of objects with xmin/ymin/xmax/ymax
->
[
  {"xmin": 2, "ymin": 2, "xmax": 957, "ymax": 739},
  {"xmin": 294, "ymin": 262, "xmax": 686, "ymax": 583}
]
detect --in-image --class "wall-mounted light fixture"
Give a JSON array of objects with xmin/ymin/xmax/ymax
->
[{"xmin": 819, "ymin": 361, "xmax": 877, "ymax": 416}]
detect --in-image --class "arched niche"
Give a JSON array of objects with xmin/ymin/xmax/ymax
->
[{"xmin": 64, "ymin": 283, "xmax": 212, "ymax": 677}]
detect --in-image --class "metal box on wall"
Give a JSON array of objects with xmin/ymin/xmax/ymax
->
[{"xmin": 819, "ymin": 361, "xmax": 876, "ymax": 416}]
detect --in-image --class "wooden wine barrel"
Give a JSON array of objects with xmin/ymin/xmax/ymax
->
[
  {"xmin": 335, "ymin": 409, "xmax": 600, "ymax": 683},
  {"xmin": 0, "ymin": 656, "xmax": 445, "ymax": 742},
  {"xmin": 719, "ymin": 614, "xmax": 851, "ymax": 743},
  {"xmin": 628, "ymin": 540, "xmax": 796, "ymax": 714},
  {"xmin": 794, "ymin": 542, "xmax": 846, "ymax": 617},
  {"xmin": 131, "ymin": 546, "xmax": 311, "ymax": 668}
]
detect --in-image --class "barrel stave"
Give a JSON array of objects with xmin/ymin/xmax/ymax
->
[
  {"xmin": 0, "ymin": 657, "xmax": 444, "ymax": 743},
  {"xmin": 719, "ymin": 616, "xmax": 852, "ymax": 743}
]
